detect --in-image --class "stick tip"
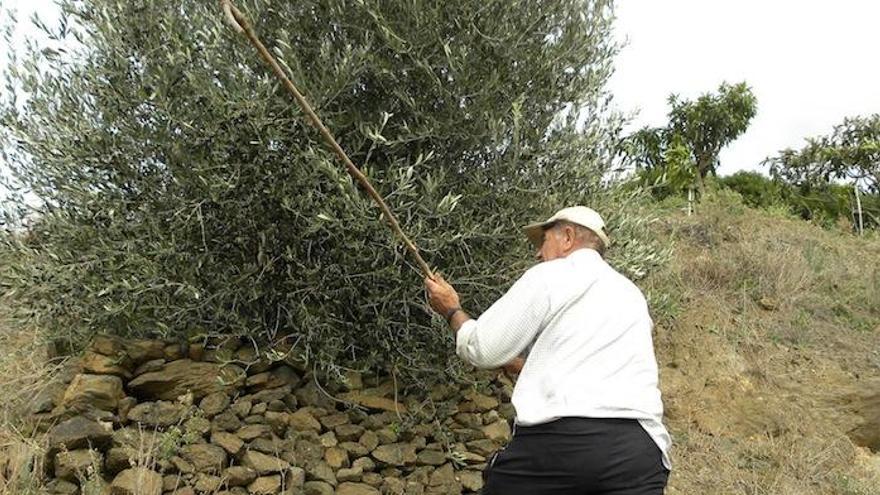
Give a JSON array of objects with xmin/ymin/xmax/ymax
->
[{"xmin": 221, "ymin": 0, "xmax": 244, "ymax": 33}]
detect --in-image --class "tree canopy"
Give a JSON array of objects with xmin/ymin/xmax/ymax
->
[
  {"xmin": 624, "ymin": 81, "xmax": 757, "ymax": 195},
  {"xmin": 0, "ymin": 0, "xmax": 666, "ymax": 382}
]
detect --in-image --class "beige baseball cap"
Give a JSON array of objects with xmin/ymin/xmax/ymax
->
[{"xmin": 523, "ymin": 206, "xmax": 610, "ymax": 248}]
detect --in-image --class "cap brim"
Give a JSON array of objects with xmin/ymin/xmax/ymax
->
[{"xmin": 522, "ymin": 221, "xmax": 552, "ymax": 249}]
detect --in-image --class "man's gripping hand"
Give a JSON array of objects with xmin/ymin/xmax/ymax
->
[{"xmin": 424, "ymin": 274, "xmax": 461, "ymax": 319}]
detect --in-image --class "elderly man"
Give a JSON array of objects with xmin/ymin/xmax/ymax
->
[{"xmin": 425, "ymin": 206, "xmax": 671, "ymax": 495}]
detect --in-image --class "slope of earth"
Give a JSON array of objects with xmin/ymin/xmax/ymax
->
[{"xmin": 643, "ymin": 194, "xmax": 880, "ymax": 495}]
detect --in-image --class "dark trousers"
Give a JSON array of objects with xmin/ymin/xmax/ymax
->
[{"xmin": 482, "ymin": 417, "xmax": 669, "ymax": 495}]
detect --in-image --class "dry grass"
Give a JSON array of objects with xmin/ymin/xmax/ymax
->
[{"xmin": 645, "ymin": 192, "xmax": 880, "ymax": 495}]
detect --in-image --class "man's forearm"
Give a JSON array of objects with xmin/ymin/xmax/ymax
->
[{"xmin": 448, "ymin": 309, "xmax": 472, "ymax": 332}]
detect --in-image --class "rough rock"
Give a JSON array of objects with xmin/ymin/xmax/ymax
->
[
  {"xmin": 55, "ymin": 449, "xmax": 101, "ymax": 481},
  {"xmin": 337, "ymin": 466, "xmax": 363, "ymax": 482},
  {"xmin": 110, "ymin": 467, "xmax": 163, "ymax": 495},
  {"xmin": 482, "ymin": 419, "xmax": 511, "ymax": 442},
  {"xmin": 179, "ymin": 443, "xmax": 227, "ymax": 473},
  {"xmin": 289, "ymin": 408, "xmax": 322, "ymax": 432},
  {"xmin": 339, "ymin": 392, "xmax": 406, "ymax": 413},
  {"xmin": 198, "ymin": 392, "xmax": 231, "ymax": 417},
  {"xmin": 126, "ymin": 401, "xmax": 189, "ymax": 427},
  {"xmin": 127, "ymin": 359, "xmax": 245, "ymax": 401},
  {"xmin": 371, "ymin": 443, "xmax": 417, "ymax": 466},
  {"xmin": 335, "ymin": 424, "xmax": 365, "ymax": 442},
  {"xmin": 466, "ymin": 439, "xmax": 499, "ymax": 456},
  {"xmin": 429, "ymin": 463, "xmax": 456, "ymax": 486},
  {"xmin": 62, "ymin": 374, "xmax": 125, "ymax": 412},
  {"xmin": 241, "ymin": 450, "xmax": 290, "ymax": 475},
  {"xmin": 324, "ymin": 446, "xmax": 349, "ymax": 469},
  {"xmin": 306, "ymin": 460, "xmax": 337, "ymax": 485},
  {"xmin": 303, "ymin": 481, "xmax": 335, "ymax": 495},
  {"xmin": 459, "ymin": 470, "xmax": 484, "ymax": 492},
  {"xmin": 236, "ymin": 424, "xmax": 271, "ymax": 441},
  {"xmin": 248, "ymin": 475, "xmax": 281, "ymax": 494},
  {"xmin": 223, "ymin": 465, "xmax": 258, "ymax": 486},
  {"xmin": 337, "ymin": 481, "xmax": 381, "ymax": 495},
  {"xmin": 81, "ymin": 350, "xmax": 132, "ymax": 379},
  {"xmin": 48, "ymin": 415, "xmax": 112, "ymax": 453},
  {"xmin": 44, "ymin": 478, "xmax": 79, "ymax": 495},
  {"xmin": 416, "ymin": 450, "xmax": 446, "ymax": 466},
  {"xmin": 211, "ymin": 431, "xmax": 244, "ymax": 456}
]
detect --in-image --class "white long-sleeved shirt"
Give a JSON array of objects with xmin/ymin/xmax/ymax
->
[{"xmin": 456, "ymin": 248, "xmax": 671, "ymax": 469}]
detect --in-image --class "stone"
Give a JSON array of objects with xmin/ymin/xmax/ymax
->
[
  {"xmin": 105, "ymin": 447, "xmax": 133, "ymax": 474},
  {"xmin": 416, "ymin": 450, "xmax": 445, "ymax": 466},
  {"xmin": 338, "ymin": 441, "xmax": 369, "ymax": 457},
  {"xmin": 459, "ymin": 470, "xmax": 483, "ymax": 492},
  {"xmin": 335, "ymin": 424, "xmax": 365, "ymax": 442},
  {"xmin": 171, "ymin": 455, "xmax": 195, "ymax": 474},
  {"xmin": 133, "ymin": 358, "xmax": 166, "ymax": 376},
  {"xmin": 62, "ymin": 373, "xmax": 125, "ymax": 412},
  {"xmin": 454, "ymin": 413, "xmax": 482, "ymax": 429},
  {"xmin": 324, "ymin": 447, "xmax": 349, "ymax": 469},
  {"xmin": 319, "ymin": 413, "xmax": 349, "ymax": 429},
  {"xmin": 30, "ymin": 381, "xmax": 67, "ymax": 414},
  {"xmin": 236, "ymin": 424, "xmax": 271, "ymax": 441},
  {"xmin": 374, "ymin": 428, "xmax": 398, "ymax": 445},
  {"xmin": 464, "ymin": 392, "xmax": 498, "ymax": 412},
  {"xmin": 337, "ymin": 466, "xmax": 363, "ymax": 482},
  {"xmin": 241, "ymin": 450, "xmax": 290, "ymax": 474},
  {"xmin": 251, "ymin": 402, "xmax": 268, "ymax": 415},
  {"xmin": 45, "ymin": 478, "xmax": 79, "ymax": 495},
  {"xmin": 249, "ymin": 436, "xmax": 288, "ymax": 454},
  {"xmin": 125, "ymin": 339, "xmax": 166, "ymax": 365},
  {"xmin": 465, "ymin": 439, "xmax": 498, "ymax": 456},
  {"xmin": 170, "ymin": 488, "xmax": 195, "ymax": 495},
  {"xmin": 380, "ymin": 478, "xmax": 406, "ymax": 495},
  {"xmin": 164, "ymin": 342, "xmax": 187, "ymax": 361},
  {"xmin": 265, "ymin": 411, "xmax": 289, "ymax": 434},
  {"xmin": 194, "ymin": 473, "xmax": 222, "ymax": 493},
  {"xmin": 358, "ymin": 431, "xmax": 379, "ymax": 452},
  {"xmin": 371, "ymin": 443, "xmax": 417, "ymax": 466},
  {"xmin": 179, "ymin": 443, "xmax": 227, "ymax": 473},
  {"xmin": 184, "ymin": 416, "xmax": 212, "ymax": 438},
  {"xmin": 127, "ymin": 359, "xmax": 245, "ymax": 401},
  {"xmin": 342, "ymin": 371, "xmax": 363, "ymax": 391},
  {"xmin": 55, "ymin": 449, "xmax": 101, "ymax": 481},
  {"xmin": 352, "ymin": 457, "xmax": 375, "ymax": 472},
  {"xmin": 429, "ymin": 463, "xmax": 456, "ymax": 486},
  {"xmin": 110, "ymin": 467, "xmax": 163, "ymax": 495},
  {"xmin": 482, "ymin": 420, "xmax": 511, "ymax": 443},
  {"xmin": 319, "ymin": 431, "xmax": 338, "ymax": 448},
  {"xmin": 306, "ymin": 460, "xmax": 337, "ymax": 485},
  {"xmin": 303, "ymin": 481, "xmax": 335, "ymax": 495},
  {"xmin": 230, "ymin": 399, "xmax": 252, "ymax": 418},
  {"xmin": 251, "ymin": 385, "xmax": 292, "ymax": 403},
  {"xmin": 295, "ymin": 380, "xmax": 337, "ymax": 409},
  {"xmin": 81, "ymin": 350, "xmax": 132, "ymax": 378},
  {"xmin": 362, "ymin": 472, "xmax": 383, "ymax": 487},
  {"xmin": 288, "ymin": 466, "xmax": 306, "ymax": 488},
  {"xmin": 48, "ymin": 416, "xmax": 112, "ymax": 453},
  {"xmin": 223, "ymin": 466, "xmax": 257, "ymax": 486},
  {"xmin": 339, "ymin": 392, "xmax": 406, "ymax": 413},
  {"xmin": 198, "ymin": 392, "xmax": 231, "ymax": 417},
  {"xmin": 126, "ymin": 401, "xmax": 189, "ymax": 427},
  {"xmin": 248, "ymin": 475, "xmax": 281, "ymax": 494},
  {"xmin": 289, "ymin": 409, "xmax": 322, "ymax": 432},
  {"xmin": 212, "ymin": 411, "xmax": 242, "ymax": 431},
  {"xmin": 267, "ymin": 399, "xmax": 286, "ymax": 412},
  {"xmin": 163, "ymin": 474, "xmax": 184, "ymax": 491},
  {"xmin": 211, "ymin": 431, "xmax": 244, "ymax": 456},
  {"xmin": 337, "ymin": 482, "xmax": 381, "ymax": 495}
]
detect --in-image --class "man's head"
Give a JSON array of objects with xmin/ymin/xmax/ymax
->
[{"xmin": 523, "ymin": 206, "xmax": 609, "ymax": 262}]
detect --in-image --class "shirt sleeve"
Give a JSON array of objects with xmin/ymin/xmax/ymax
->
[{"xmin": 455, "ymin": 266, "xmax": 551, "ymax": 369}]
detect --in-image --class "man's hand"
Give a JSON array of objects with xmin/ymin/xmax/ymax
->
[{"xmin": 425, "ymin": 274, "xmax": 461, "ymax": 318}]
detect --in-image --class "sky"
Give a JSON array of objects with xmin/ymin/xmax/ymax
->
[
  {"xmin": 2, "ymin": 0, "xmax": 880, "ymax": 195},
  {"xmin": 608, "ymin": 0, "xmax": 880, "ymax": 175}
]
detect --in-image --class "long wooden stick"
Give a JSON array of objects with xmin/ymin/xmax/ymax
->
[{"xmin": 220, "ymin": 0, "xmax": 433, "ymax": 278}]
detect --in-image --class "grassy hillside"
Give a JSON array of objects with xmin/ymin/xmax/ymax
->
[
  {"xmin": 643, "ymin": 192, "xmax": 880, "ymax": 494},
  {"xmin": 0, "ymin": 193, "xmax": 878, "ymax": 494}
]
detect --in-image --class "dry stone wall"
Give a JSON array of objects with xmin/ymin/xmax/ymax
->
[{"xmin": 33, "ymin": 336, "xmax": 516, "ymax": 495}]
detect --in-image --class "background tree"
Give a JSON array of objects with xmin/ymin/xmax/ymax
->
[
  {"xmin": 0, "ymin": 0, "xmax": 666, "ymax": 382},
  {"xmin": 623, "ymin": 81, "xmax": 757, "ymax": 195},
  {"xmin": 766, "ymin": 115, "xmax": 880, "ymax": 194}
]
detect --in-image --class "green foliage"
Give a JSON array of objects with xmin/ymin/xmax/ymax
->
[
  {"xmin": 0, "ymin": 0, "xmax": 667, "ymax": 381},
  {"xmin": 718, "ymin": 171, "xmax": 784, "ymax": 209},
  {"xmin": 622, "ymin": 81, "xmax": 757, "ymax": 194},
  {"xmin": 767, "ymin": 114, "xmax": 880, "ymax": 194}
]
